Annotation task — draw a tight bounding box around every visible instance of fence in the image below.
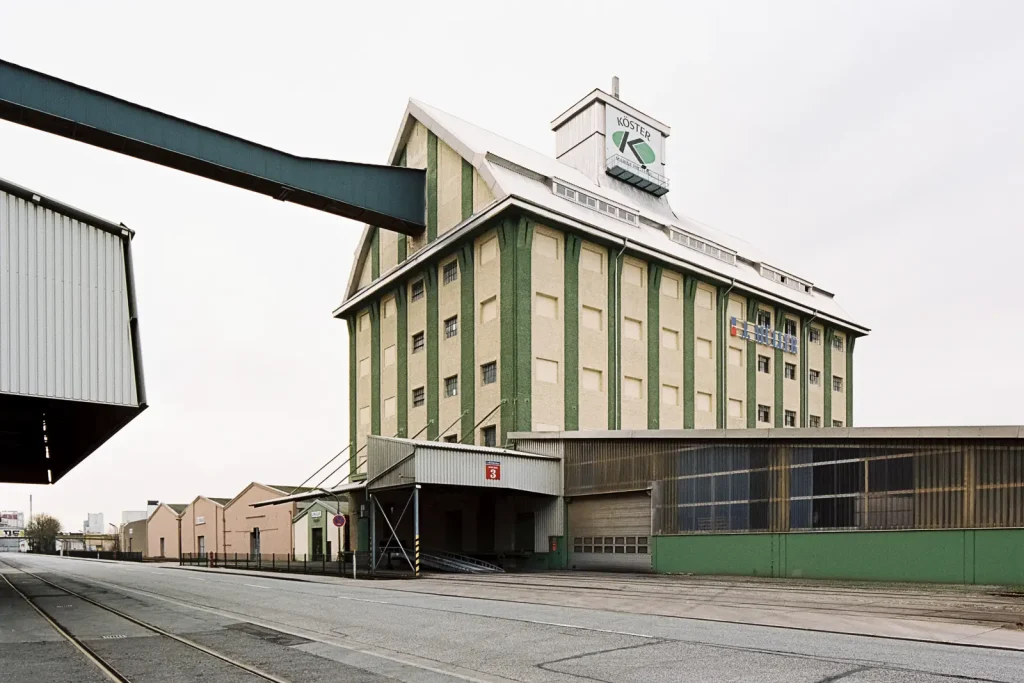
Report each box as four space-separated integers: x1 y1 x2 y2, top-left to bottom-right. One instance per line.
30 550 144 561
180 552 370 578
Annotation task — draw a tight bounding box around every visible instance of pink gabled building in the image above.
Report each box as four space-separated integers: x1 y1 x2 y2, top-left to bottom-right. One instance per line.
222 483 310 557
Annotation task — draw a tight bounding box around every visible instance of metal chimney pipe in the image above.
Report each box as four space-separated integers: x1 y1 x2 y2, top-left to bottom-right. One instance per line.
612 76 620 99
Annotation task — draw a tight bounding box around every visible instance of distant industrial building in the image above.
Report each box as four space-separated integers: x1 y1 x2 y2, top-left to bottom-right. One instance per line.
82 513 105 535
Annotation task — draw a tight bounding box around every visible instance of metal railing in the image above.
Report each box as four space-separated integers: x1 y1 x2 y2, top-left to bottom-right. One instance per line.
180 552 369 578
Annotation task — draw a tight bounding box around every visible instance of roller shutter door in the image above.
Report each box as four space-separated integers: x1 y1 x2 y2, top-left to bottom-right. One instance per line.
568 492 651 572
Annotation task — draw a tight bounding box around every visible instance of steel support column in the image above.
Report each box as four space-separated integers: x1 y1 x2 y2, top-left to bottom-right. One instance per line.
414 485 420 578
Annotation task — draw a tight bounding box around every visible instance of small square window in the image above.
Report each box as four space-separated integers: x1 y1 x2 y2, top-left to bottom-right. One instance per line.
833 419 844 428
833 375 844 392
411 279 424 302
481 361 497 385
443 434 459 443
444 316 458 339
784 363 796 380
756 310 772 328
757 404 771 423
809 327 821 344
444 375 458 398
412 331 425 353
833 335 845 352
757 355 770 374
785 410 796 427
481 425 497 447
412 386 425 408
809 369 820 385
443 260 458 285
784 319 797 337
809 415 821 428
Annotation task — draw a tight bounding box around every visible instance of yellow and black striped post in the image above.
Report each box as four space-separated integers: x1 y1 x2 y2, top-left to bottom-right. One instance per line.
413 485 420 578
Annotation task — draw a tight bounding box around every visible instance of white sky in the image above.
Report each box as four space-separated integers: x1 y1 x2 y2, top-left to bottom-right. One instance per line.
1 1 1022 532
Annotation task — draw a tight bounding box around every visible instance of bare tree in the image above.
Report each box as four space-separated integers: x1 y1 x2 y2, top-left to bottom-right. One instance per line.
24 514 62 553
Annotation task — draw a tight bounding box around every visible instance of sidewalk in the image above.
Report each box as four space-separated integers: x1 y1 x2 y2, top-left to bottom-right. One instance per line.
165 564 1024 650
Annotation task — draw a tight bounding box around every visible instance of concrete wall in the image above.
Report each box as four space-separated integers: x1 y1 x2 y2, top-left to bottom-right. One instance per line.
783 314 801 425
578 241 608 430
474 229 501 444
408 275 428 438
619 256 648 429
405 122 429 256
223 484 296 556
531 225 565 431
831 330 848 426
659 270 684 428
438 256 462 440
437 140 463 236
380 293 398 438
355 308 372 473
693 283 717 428
180 499 225 556
293 514 309 558
146 506 180 558
807 323 825 425
726 294 747 428
652 529 1024 585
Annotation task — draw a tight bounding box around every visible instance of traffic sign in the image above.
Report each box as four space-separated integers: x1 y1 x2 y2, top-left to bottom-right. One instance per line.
332 514 346 528
485 461 501 481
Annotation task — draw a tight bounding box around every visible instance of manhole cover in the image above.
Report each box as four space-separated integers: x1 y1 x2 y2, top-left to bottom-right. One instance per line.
102 635 128 640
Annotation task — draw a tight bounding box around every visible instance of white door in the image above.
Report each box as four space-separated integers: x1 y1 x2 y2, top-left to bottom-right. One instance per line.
568 492 652 572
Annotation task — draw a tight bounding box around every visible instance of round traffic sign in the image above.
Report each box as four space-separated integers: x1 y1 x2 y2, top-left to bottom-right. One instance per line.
332 514 346 528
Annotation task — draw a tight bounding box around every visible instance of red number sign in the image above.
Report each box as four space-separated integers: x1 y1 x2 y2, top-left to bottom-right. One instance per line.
485 461 501 481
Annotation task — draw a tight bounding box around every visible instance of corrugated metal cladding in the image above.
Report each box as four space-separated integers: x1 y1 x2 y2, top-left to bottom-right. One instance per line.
0 190 137 406
511 438 565 460
568 492 652 572
366 437 416 490
417 448 561 496
562 439 670 497
534 496 565 550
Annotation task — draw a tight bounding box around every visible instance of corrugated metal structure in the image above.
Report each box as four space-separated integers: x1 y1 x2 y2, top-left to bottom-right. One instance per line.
0 177 146 484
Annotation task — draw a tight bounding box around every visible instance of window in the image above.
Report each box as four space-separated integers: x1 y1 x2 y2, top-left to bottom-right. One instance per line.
662 384 679 406
833 335 845 352
809 327 821 344
757 355 770 374
412 331 425 353
784 319 797 337
669 228 737 265
443 260 458 285
358 312 369 331
359 357 370 377
581 246 603 273
384 397 396 418
623 262 643 287
728 347 743 367
481 297 497 322
480 237 497 264
696 392 712 412
535 232 558 259
536 293 558 319
757 404 771 423
411 279 424 302
444 375 458 398
582 368 603 392
624 376 643 400
412 386 425 408
697 338 713 359
160 537 166 557
784 363 796 380
481 361 497 385
662 328 679 350
624 317 643 340
833 419 844 428
582 305 603 331
696 288 713 309
785 410 796 427
359 406 370 426
536 358 558 384
661 275 679 298
833 376 844 392
444 316 458 338
756 310 772 328
443 434 459 443
728 398 743 418
572 536 648 555
384 345 396 367
383 297 396 319
809 369 820 385
481 425 497 448
809 415 821 428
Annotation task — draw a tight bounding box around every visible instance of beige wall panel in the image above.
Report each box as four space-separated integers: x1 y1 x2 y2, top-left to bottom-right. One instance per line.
475 230 501 443
405 121 429 256
146 507 180 559
223 485 296 556
473 169 496 213
808 323 825 425
438 257 462 439
659 270 684 428
783 315 801 422
619 256 647 429
693 282 717 429
380 293 399 438
355 307 372 473
181 499 225 556
832 331 848 425
755 341 774 423
726 294 747 429
380 229 398 273
407 278 428 438
531 225 565 430
357 255 371 289
578 241 608 430
437 140 463 235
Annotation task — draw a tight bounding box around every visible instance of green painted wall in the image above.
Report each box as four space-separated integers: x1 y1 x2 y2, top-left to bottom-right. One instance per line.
427 131 438 242
458 244 475 441
564 235 581 431
396 286 408 438
647 265 663 429
607 247 621 430
397 148 408 262
371 229 380 280
683 276 697 429
461 159 473 221
746 299 758 428
426 267 439 440
715 286 729 429
653 529 1024 585
800 315 810 427
498 216 533 444
847 336 855 427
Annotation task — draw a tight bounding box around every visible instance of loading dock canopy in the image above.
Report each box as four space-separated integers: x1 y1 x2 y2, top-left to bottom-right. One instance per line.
367 436 561 495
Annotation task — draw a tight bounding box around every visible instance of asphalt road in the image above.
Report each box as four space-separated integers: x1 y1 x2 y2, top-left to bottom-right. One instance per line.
2 554 1023 683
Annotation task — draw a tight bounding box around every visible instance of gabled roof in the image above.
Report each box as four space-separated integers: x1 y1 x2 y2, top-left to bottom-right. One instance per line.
147 502 187 522
209 497 231 506
341 96 868 335
223 482 303 509
292 499 344 523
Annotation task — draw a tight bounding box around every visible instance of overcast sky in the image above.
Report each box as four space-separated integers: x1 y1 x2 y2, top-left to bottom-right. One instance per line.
1 1 1021 532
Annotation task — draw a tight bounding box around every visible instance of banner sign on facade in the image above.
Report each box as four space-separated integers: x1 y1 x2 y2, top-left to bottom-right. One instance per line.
485 461 501 481
730 317 799 354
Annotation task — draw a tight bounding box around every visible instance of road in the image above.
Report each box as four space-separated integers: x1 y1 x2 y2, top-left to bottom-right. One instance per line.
2 553 1023 682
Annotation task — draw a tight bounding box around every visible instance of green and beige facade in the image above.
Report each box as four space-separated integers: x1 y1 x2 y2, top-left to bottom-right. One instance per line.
338 89 866 479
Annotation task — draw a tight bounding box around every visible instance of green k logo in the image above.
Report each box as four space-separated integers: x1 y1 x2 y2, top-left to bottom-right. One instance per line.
612 130 656 166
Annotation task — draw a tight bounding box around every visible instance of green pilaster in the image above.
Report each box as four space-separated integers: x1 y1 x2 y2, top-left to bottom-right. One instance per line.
716 287 730 429
461 159 474 221
824 327 834 427
371 229 380 280
370 302 381 437
800 316 809 427
683 276 697 429
774 309 784 428
607 247 622 430
426 267 439 439
847 336 855 427
647 264 663 429
427 131 438 242
397 148 408 262
746 299 758 428
564 235 582 431
347 317 357 473
498 216 533 444
458 244 475 442
396 286 408 438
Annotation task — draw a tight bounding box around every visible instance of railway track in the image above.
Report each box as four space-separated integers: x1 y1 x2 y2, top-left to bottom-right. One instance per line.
0 558 290 683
